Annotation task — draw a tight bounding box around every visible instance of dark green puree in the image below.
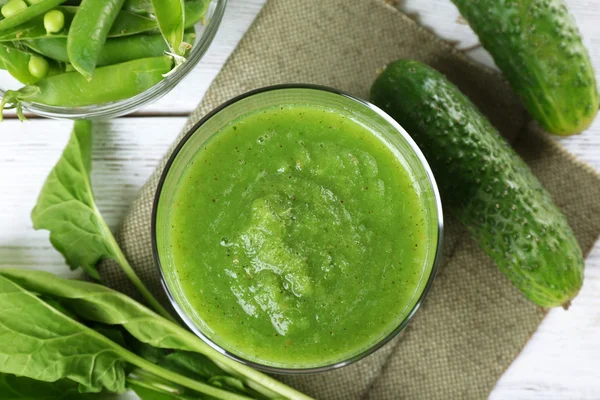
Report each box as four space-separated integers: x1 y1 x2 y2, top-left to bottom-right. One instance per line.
165 104 434 367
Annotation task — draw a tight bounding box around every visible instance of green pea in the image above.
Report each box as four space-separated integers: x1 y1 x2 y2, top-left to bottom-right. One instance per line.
26 0 43 4
43 9 64 33
1 0 28 18
0 43 38 84
28 54 49 78
0 0 65 32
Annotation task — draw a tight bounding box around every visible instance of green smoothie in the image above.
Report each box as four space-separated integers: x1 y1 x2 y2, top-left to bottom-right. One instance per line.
162 104 436 367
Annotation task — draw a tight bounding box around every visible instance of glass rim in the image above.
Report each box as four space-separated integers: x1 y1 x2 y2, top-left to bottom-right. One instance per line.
151 84 445 374
0 0 227 120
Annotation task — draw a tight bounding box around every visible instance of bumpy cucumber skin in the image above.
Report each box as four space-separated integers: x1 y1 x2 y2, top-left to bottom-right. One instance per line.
452 0 598 136
371 60 584 307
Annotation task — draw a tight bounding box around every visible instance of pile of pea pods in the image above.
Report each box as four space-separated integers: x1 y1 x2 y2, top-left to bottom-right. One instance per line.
0 0 209 118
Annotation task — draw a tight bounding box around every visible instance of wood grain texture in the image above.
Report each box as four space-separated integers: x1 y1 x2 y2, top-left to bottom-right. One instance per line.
0 0 599 398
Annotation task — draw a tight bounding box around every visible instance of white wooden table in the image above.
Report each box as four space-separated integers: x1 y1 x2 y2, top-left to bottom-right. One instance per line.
1 1 599 398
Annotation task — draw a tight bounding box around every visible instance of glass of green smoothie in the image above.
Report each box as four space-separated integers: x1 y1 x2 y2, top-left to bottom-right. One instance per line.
153 85 443 373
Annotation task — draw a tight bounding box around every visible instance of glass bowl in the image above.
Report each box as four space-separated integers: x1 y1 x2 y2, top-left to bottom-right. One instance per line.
0 0 226 120
152 85 444 373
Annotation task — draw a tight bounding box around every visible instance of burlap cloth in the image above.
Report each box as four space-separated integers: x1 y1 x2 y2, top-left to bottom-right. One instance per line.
100 0 600 399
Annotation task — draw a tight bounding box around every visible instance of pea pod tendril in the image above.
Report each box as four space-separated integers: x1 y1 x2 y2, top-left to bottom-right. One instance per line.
0 84 39 121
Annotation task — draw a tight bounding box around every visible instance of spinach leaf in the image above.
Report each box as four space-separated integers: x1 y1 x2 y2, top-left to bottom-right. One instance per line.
159 351 224 381
0 374 117 400
127 339 168 364
30 120 174 322
130 342 263 398
0 268 312 400
94 325 129 348
209 376 249 395
157 352 263 397
0 268 198 351
40 296 80 320
128 368 201 400
129 381 185 400
0 274 127 393
0 272 257 400
130 348 264 399
31 120 103 279
128 379 200 400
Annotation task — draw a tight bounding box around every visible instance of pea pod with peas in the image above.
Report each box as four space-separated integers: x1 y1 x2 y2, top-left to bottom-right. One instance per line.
0 0 67 31
0 0 210 119
0 2 207 42
0 43 61 84
26 31 196 66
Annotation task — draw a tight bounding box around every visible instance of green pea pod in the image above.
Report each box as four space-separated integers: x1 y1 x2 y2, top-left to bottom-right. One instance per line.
2 56 172 112
124 0 209 22
0 42 6 69
0 44 64 83
151 0 185 55
0 43 39 84
183 0 210 28
0 6 76 42
67 0 126 80
108 6 157 37
0 2 205 42
58 0 154 15
0 6 155 42
123 0 151 14
26 31 195 66
22 37 68 61
0 0 67 32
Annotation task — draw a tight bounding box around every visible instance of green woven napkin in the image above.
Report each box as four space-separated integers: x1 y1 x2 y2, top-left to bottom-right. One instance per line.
100 1 600 398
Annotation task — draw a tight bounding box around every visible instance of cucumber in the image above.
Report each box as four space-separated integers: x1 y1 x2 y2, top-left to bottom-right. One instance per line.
371 60 584 308
452 0 598 136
